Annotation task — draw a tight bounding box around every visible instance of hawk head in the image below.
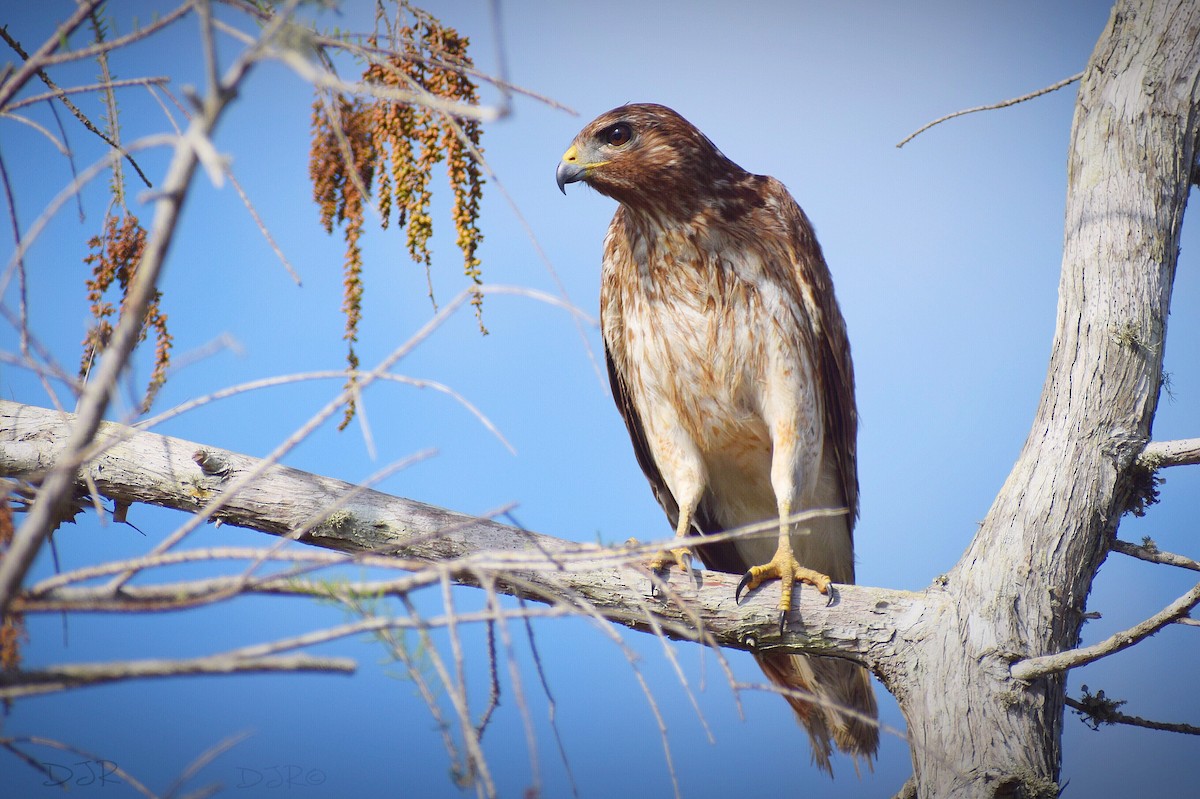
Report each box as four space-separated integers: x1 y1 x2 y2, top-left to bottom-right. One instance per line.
556 103 746 219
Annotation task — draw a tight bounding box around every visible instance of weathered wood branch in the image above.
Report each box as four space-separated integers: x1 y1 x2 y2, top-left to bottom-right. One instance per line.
1111 538 1200 571
0 398 928 669
1140 437 1200 468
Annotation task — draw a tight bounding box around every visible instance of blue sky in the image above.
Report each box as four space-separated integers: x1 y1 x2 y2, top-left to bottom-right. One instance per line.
3 1 1199 797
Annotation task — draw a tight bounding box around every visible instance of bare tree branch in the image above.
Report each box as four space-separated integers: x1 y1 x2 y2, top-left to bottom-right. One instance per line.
0 398 925 669
4 76 170 112
0 2 297 618
1010 579 1200 681
0 653 355 700
0 0 106 111
1111 538 1200 571
13 4 193 74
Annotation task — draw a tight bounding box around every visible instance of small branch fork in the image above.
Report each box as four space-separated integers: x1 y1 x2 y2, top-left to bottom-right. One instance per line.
1010 463 1200 683
1007 433 1200 680
1010 579 1200 681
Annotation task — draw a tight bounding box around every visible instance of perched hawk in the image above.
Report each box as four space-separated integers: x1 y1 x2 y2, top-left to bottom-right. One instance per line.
557 103 878 771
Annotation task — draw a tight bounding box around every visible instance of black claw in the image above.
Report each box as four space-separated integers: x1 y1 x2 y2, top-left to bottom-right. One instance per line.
778 610 787 637
735 571 754 604
826 583 837 607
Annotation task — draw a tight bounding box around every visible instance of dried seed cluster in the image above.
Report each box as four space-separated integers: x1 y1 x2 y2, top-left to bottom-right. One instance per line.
80 213 173 412
309 14 486 427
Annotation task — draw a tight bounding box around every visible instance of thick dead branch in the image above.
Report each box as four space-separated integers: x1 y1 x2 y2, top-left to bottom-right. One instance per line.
0 398 923 668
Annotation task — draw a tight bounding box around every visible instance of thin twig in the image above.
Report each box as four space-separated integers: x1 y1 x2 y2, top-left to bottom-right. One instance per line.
21 4 193 74
400 593 497 798
87 7 142 196
372 599 464 782
162 730 253 799
519 597 579 797
138 368 513 453
896 71 1084 148
0 0 105 111
0 654 355 700
0 20 152 187
5 76 170 112
484 582 542 795
0 110 69 154
43 95 85 222
222 164 302 284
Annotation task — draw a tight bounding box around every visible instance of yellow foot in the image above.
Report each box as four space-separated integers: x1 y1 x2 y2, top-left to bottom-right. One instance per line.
648 546 693 573
735 553 833 611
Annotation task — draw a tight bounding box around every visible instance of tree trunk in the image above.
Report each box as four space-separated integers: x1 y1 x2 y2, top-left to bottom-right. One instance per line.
888 2 1200 796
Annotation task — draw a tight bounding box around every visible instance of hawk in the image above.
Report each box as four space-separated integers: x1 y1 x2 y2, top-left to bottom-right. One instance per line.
557 103 878 772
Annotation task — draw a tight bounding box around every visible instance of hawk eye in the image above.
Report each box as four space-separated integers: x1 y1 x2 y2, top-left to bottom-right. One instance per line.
604 123 632 147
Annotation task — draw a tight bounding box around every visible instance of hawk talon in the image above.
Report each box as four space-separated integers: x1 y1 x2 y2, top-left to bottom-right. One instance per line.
646 547 692 598
734 553 833 613
648 546 692 573
779 610 787 638
735 570 755 604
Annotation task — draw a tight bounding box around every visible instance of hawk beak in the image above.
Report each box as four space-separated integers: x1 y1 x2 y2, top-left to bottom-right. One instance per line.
556 145 588 194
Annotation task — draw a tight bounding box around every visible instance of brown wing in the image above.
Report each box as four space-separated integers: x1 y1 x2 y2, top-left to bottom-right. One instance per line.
766 177 859 534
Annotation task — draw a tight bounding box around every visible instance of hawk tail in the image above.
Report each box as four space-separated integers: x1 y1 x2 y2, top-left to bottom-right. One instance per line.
756 652 879 775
